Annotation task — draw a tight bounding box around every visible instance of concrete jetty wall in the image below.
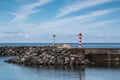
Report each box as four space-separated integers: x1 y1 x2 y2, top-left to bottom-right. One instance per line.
85 48 120 63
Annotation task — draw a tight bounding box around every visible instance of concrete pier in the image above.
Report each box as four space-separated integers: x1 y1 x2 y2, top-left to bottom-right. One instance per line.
85 48 120 63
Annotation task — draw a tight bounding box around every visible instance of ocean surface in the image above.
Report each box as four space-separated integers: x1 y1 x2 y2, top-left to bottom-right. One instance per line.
1 57 120 80
0 43 120 48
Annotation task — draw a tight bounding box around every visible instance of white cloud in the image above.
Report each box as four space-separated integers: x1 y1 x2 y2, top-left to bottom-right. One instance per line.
8 8 119 35
0 33 9 38
56 0 114 18
84 35 120 43
19 8 119 36
18 33 31 38
0 32 31 39
73 20 120 31
39 8 119 29
11 0 52 22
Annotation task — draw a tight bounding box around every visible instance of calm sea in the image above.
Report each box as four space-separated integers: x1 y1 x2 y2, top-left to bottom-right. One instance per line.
0 43 120 48
1 57 120 80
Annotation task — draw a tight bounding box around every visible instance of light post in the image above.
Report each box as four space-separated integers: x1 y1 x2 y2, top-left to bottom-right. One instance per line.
53 34 56 47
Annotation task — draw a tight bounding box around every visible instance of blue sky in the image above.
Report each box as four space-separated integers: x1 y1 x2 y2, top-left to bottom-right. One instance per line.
0 0 120 43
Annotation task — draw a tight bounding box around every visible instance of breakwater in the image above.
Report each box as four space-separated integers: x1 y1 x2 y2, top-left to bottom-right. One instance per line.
0 46 120 65
0 46 88 66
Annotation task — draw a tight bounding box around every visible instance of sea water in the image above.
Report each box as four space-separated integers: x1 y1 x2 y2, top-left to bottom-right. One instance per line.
1 57 120 80
0 57 84 80
0 43 120 48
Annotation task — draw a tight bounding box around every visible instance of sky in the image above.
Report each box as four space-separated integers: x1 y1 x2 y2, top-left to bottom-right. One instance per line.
0 0 120 43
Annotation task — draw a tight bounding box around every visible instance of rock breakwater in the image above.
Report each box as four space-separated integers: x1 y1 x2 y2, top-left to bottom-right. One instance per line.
4 47 88 66
0 46 29 56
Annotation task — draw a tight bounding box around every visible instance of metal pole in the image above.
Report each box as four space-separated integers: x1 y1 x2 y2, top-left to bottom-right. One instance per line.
53 35 56 47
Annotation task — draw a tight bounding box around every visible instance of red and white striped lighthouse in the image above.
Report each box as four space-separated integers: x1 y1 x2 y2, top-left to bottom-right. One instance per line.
78 33 82 48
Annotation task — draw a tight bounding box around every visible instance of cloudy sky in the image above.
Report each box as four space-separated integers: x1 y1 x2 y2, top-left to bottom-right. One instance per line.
0 0 120 43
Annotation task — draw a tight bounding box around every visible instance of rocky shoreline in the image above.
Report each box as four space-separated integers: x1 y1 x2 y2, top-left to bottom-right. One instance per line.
5 47 89 66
